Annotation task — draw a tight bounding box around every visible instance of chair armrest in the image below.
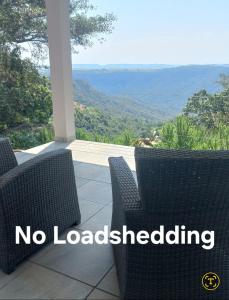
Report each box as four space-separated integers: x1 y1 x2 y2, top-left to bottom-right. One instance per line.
108 157 143 233
0 149 72 188
108 157 141 211
0 138 17 176
0 149 80 266
109 157 145 297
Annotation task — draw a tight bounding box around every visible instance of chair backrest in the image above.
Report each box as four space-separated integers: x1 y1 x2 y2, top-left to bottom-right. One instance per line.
135 147 229 217
0 138 18 177
134 147 229 299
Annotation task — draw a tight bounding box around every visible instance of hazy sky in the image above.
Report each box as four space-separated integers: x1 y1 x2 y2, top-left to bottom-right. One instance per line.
73 0 229 65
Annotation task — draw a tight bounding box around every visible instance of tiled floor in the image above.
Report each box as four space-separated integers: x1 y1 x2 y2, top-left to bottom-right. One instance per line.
0 140 136 300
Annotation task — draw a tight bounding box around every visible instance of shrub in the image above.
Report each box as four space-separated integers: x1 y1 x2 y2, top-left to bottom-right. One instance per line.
157 115 229 150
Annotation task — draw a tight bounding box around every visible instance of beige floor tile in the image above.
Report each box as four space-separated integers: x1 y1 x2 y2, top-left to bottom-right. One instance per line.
87 289 118 300
78 181 112 205
0 262 91 300
98 267 120 296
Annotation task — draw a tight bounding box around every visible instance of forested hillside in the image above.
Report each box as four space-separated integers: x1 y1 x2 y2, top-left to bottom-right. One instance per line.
2 58 229 149
73 65 229 117
1 1 229 150
74 102 154 140
73 79 168 122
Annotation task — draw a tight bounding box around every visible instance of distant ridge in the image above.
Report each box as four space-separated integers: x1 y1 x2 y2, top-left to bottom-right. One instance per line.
41 64 229 122
72 65 229 117
72 64 229 71
72 64 178 70
74 79 169 123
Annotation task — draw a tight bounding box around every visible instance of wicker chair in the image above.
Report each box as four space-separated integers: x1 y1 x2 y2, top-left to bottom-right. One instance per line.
0 138 81 274
109 147 229 300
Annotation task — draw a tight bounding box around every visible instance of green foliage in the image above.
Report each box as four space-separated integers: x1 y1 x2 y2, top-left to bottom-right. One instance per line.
0 0 116 56
74 102 153 138
76 128 110 143
2 125 54 149
183 81 229 128
115 130 137 146
218 74 229 90
157 75 229 150
73 79 162 126
0 47 52 131
0 47 53 149
75 127 136 146
157 115 229 150
75 104 112 136
159 116 194 149
73 66 229 120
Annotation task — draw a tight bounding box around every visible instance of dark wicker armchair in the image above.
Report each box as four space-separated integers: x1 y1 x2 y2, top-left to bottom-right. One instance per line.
109 147 229 300
0 138 81 274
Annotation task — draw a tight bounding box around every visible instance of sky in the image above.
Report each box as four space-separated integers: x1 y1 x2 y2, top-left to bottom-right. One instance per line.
73 0 229 65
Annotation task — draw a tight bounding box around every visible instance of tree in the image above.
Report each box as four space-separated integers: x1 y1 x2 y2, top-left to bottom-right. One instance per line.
156 115 229 150
0 0 116 56
155 75 229 150
183 86 229 128
218 74 229 90
0 47 52 131
0 0 116 148
158 115 196 149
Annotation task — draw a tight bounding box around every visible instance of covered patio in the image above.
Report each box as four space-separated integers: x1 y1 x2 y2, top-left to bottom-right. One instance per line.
0 140 136 299
0 1 132 298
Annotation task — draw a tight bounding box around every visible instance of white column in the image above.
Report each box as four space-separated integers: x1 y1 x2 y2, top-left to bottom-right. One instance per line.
45 0 75 142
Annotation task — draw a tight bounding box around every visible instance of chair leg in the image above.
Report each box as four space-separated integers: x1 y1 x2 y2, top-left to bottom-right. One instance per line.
2 265 16 275
72 219 81 226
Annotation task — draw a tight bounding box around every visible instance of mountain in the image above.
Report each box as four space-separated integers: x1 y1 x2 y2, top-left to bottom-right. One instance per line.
73 80 168 123
42 64 229 122
72 64 177 70
72 65 229 117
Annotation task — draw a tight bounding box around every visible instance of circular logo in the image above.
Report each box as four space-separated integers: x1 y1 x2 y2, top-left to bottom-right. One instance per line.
202 272 220 291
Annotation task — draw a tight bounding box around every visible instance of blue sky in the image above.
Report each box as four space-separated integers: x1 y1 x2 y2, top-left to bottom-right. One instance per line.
74 0 229 65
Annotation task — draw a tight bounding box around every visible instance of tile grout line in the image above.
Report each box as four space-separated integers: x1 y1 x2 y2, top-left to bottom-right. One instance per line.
29 261 95 289
95 286 119 298
94 264 114 289
28 227 115 293
85 264 117 300
0 266 27 291
79 196 111 206
76 175 111 185
86 286 118 300
30 261 118 299
76 203 109 228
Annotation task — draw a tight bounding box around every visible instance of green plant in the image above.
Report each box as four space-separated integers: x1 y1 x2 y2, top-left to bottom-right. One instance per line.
115 130 136 146
157 116 229 150
2 125 54 149
0 48 52 131
0 0 116 57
